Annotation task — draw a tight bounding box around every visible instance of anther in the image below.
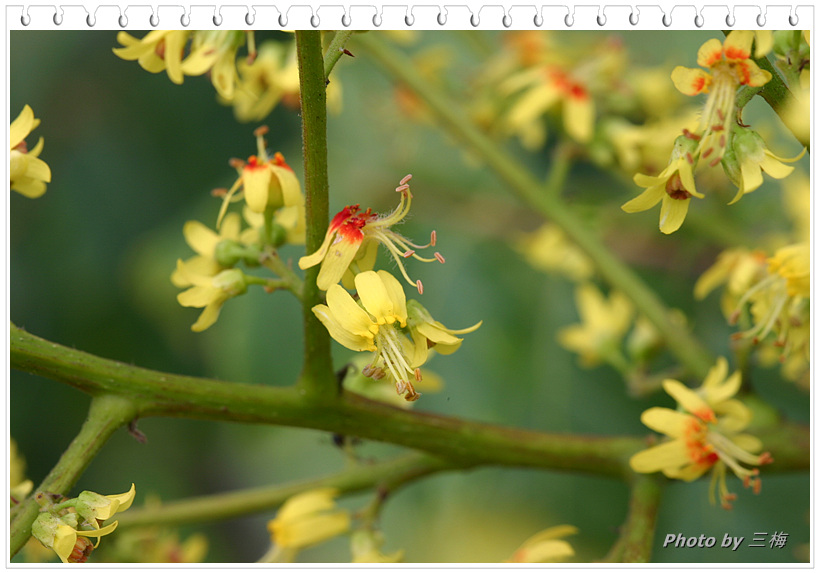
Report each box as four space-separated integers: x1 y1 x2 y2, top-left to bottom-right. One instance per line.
254 125 269 137
414 368 422 382
759 452 773 465
395 380 407 394
719 134 726 148
229 157 245 169
702 147 713 159
434 252 445 264
211 187 228 197
403 250 415 258
430 230 437 246
709 156 722 167
717 108 725 121
396 184 410 193
683 129 701 141
416 280 424 295
400 174 413 185
686 152 694 164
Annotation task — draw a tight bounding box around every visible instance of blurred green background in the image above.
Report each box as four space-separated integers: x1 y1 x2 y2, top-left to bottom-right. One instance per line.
10 30 809 563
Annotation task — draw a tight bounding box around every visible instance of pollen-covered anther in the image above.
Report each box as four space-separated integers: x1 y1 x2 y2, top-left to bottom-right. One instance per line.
395 380 407 395
403 250 415 258
400 174 413 186
758 452 773 465
434 252 445 264
229 157 245 169
211 187 228 197
682 129 701 141
395 184 410 194
414 368 422 382
254 125 270 137
430 230 437 247
416 280 424 295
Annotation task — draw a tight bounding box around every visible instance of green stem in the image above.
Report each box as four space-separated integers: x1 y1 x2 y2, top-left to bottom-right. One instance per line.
354 33 715 380
295 31 336 399
258 248 304 299
324 31 356 79
116 451 450 530
10 394 138 557
608 474 662 563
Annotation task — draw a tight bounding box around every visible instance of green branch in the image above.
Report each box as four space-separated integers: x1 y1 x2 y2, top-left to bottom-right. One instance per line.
295 30 336 399
10 394 138 557
11 324 808 479
324 31 356 79
354 33 716 380
603 474 662 562
116 452 451 530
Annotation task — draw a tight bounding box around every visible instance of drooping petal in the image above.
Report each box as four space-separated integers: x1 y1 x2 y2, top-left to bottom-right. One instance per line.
315 234 362 291
640 407 694 438
178 285 218 308
325 284 378 338
191 300 225 332
298 228 337 270
242 164 273 213
313 304 375 352
104 483 136 515
271 162 303 208
658 195 689 234
563 93 594 143
183 220 221 257
621 185 665 213
276 488 339 523
760 152 797 179
671 66 712 95
163 31 189 84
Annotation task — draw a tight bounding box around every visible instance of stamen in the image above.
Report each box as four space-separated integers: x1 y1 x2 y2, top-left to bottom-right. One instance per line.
416 280 424 295
395 380 407 394
403 250 415 258
229 157 245 169
686 152 694 165
414 368 422 382
434 252 446 264
709 156 722 167
400 174 413 185
395 184 410 194
254 125 270 137
430 230 437 247
211 187 228 197
702 147 713 159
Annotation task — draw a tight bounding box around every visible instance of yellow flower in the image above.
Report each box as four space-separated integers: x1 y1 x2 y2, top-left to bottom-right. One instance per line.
182 31 249 100
10 439 33 506
10 105 51 198
266 488 351 562
299 174 442 293
230 41 300 121
514 223 594 282
499 64 595 146
630 360 771 508
176 268 248 332
31 484 136 563
621 133 703 234
171 212 244 289
671 31 772 166
405 299 482 367
725 127 805 204
506 525 577 563
694 247 768 318
217 127 303 226
557 283 634 367
312 270 422 401
113 31 194 84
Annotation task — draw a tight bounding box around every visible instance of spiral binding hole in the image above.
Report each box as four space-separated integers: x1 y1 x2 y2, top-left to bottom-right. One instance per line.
629 12 638 25
342 13 351 26
470 13 479 27
597 14 606 26
725 14 735 27
310 14 319 27
756 13 765 27
534 13 543 26
662 12 672 27
694 13 704 27
86 13 95 26
502 13 511 28
21 12 30 25
789 13 798 26
437 12 446 25
180 13 190 26
405 14 414 26
279 14 288 27
372 13 382 26
213 14 222 26
564 14 574 26
119 14 128 27
53 12 63 25
245 12 254 26
149 13 159 26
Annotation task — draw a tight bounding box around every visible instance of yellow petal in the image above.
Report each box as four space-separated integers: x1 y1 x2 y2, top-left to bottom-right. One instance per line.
298 228 336 270
671 66 711 96
505 83 561 133
659 195 689 234
242 165 272 213
22 155 51 182
315 235 362 291
663 461 711 482
178 285 217 308
11 177 48 199
312 304 374 352
183 220 221 257
754 30 774 58
271 163 303 208
191 300 224 332
722 31 754 61
629 439 689 473
53 525 78 563
621 185 664 213
325 284 377 338
640 407 695 438
179 44 219 76
10 104 35 148
273 511 351 549
563 94 594 143
105 483 136 515
163 31 188 84
697 38 725 68
662 379 714 422
377 270 407 324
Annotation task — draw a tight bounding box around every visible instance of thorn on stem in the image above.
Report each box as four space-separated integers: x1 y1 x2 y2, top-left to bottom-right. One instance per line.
128 419 148 444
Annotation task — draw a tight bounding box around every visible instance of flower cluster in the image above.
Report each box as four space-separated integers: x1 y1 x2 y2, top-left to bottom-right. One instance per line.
630 358 771 509
622 31 805 233
10 105 51 198
304 175 481 402
31 484 136 563
172 127 305 331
